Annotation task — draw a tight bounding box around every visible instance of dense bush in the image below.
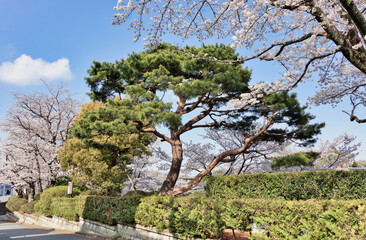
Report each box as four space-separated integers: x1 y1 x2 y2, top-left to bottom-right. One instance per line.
224 199 366 239
79 190 101 196
34 186 81 216
50 196 87 221
50 190 153 224
204 170 366 200
135 194 224 238
82 194 147 225
5 196 28 212
20 200 38 214
135 195 366 239
123 190 152 197
47 187 366 239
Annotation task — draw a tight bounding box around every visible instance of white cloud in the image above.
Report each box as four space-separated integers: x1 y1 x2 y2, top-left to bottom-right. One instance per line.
0 54 72 86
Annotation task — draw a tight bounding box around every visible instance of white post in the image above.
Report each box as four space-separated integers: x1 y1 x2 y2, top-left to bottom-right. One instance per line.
67 182 73 197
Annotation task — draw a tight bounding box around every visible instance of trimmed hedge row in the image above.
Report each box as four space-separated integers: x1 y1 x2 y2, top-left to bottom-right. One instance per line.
50 196 87 221
34 186 81 217
135 192 223 239
50 192 366 239
135 195 366 239
82 195 143 225
50 192 152 225
204 170 366 200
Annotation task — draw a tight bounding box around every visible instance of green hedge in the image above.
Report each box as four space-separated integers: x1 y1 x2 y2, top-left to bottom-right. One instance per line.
135 195 366 239
20 200 38 214
135 193 223 238
5 196 28 212
48 190 366 239
34 186 81 216
50 196 87 221
81 195 146 225
50 192 152 225
204 170 366 200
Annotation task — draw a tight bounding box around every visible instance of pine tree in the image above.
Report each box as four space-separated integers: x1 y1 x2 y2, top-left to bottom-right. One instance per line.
84 43 324 195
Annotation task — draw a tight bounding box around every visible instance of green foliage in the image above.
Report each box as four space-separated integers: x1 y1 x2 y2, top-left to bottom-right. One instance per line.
134 196 174 231
271 151 320 169
204 170 366 200
59 101 155 195
83 43 324 195
134 195 366 239
50 196 87 221
20 200 38 214
86 43 250 104
85 43 251 137
135 195 224 238
5 196 28 212
123 190 152 197
223 199 366 240
47 188 366 239
82 194 152 225
34 186 81 217
239 92 325 147
54 176 88 191
80 190 101 196
55 176 72 186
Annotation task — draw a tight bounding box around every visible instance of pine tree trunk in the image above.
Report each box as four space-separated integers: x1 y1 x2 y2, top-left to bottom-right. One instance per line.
160 139 183 195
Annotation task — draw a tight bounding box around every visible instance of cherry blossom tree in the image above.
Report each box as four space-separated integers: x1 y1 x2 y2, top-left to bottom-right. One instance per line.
0 83 79 201
269 133 361 172
315 133 361 169
0 130 48 201
113 0 366 122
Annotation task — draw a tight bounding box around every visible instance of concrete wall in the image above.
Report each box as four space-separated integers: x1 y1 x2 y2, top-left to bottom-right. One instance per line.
3 212 188 240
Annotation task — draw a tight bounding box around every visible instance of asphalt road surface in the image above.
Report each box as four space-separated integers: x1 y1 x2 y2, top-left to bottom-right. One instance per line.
0 221 106 240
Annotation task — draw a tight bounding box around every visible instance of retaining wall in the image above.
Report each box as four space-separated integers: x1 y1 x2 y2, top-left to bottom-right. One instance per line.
3 212 183 240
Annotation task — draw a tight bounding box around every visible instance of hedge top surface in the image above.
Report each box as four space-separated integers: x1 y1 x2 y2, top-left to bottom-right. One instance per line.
204 170 366 200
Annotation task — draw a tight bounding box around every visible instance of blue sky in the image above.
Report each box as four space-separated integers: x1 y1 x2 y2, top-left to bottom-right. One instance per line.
0 0 364 160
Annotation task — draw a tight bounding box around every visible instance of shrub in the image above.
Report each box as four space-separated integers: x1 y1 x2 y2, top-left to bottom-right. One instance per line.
123 190 152 197
49 191 152 223
246 199 366 239
204 170 366 200
34 194 41 201
35 186 81 216
80 190 101 196
82 195 146 225
5 196 28 212
134 195 366 239
135 196 175 231
47 189 366 239
20 200 38 214
51 196 87 221
135 195 224 238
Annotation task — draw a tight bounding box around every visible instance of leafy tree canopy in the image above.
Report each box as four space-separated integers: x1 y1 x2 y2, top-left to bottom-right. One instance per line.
271 151 320 170
59 101 155 195
86 43 251 130
232 92 325 147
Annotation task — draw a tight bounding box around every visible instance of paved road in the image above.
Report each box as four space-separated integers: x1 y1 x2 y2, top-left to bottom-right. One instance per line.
0 221 106 240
